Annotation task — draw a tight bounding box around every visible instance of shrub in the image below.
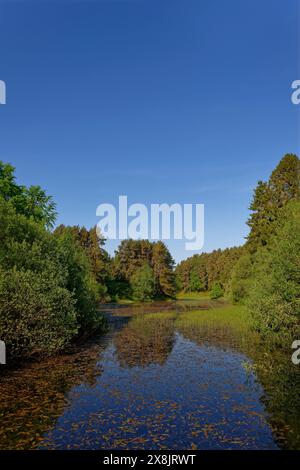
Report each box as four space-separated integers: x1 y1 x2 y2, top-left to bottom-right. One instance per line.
0 197 105 360
210 282 224 300
0 268 77 359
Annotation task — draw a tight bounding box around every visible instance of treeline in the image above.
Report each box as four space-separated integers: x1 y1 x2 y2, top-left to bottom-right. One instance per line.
176 153 300 346
175 246 244 298
0 162 106 361
110 239 176 301
51 232 177 302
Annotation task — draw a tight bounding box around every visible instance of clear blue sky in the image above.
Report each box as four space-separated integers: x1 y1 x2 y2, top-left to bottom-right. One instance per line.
0 0 299 262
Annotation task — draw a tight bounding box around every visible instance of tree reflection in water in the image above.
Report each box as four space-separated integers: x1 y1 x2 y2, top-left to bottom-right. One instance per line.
114 313 175 368
0 304 299 450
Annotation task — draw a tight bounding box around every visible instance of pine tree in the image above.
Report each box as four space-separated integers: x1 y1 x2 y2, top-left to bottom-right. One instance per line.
152 241 176 298
246 154 300 251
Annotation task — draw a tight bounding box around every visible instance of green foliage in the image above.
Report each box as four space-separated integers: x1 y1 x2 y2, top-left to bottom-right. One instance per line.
189 269 204 292
247 154 300 251
130 263 155 301
152 241 176 298
54 229 105 334
230 253 253 303
54 225 111 301
210 282 224 300
176 154 299 346
107 278 132 301
0 198 76 358
247 201 300 346
243 154 300 345
0 196 105 360
0 161 57 227
1 153 299 360
175 246 243 294
0 267 78 359
0 197 67 286
113 239 176 300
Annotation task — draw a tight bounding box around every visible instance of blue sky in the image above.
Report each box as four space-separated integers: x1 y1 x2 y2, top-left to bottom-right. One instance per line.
0 0 299 262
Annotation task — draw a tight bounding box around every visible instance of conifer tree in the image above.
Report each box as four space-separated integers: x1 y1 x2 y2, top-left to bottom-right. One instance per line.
246 154 300 251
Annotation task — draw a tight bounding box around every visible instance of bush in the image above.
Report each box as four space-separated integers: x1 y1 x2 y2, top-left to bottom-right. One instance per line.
0 197 106 360
0 268 77 359
210 282 224 300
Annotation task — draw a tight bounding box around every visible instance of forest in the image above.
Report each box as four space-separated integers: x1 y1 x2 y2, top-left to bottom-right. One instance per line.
0 153 299 361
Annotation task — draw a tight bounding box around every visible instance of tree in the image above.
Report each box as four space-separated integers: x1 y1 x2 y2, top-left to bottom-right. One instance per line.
269 154 300 206
0 161 57 227
152 241 176 298
0 195 105 360
0 198 77 359
246 154 300 251
54 225 111 299
130 263 155 301
113 239 176 299
54 229 104 333
175 246 243 294
0 267 78 359
247 201 300 345
189 269 204 292
114 239 152 280
210 282 224 300
230 253 253 303
175 259 192 292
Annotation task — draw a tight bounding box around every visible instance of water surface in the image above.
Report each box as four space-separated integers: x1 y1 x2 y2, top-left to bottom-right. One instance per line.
0 302 299 450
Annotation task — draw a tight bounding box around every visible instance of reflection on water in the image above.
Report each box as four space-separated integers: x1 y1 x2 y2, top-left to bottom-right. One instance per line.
114 313 176 368
39 334 277 450
0 302 299 450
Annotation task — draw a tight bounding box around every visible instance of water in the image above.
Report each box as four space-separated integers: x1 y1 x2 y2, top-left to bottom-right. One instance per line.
0 302 299 450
